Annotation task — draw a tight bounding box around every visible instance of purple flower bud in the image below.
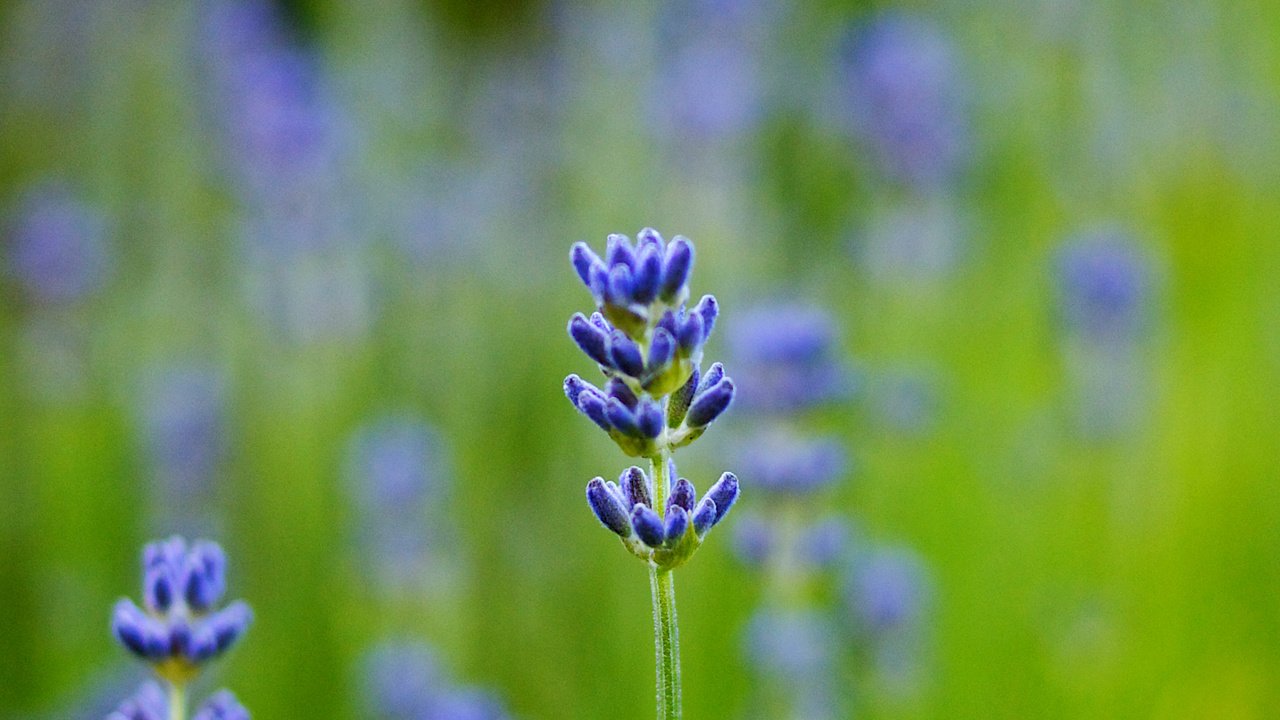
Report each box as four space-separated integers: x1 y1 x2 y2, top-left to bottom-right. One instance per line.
659 236 694 302
605 377 639 409
568 313 612 367
606 264 634 306
112 600 157 659
699 362 725 392
570 242 604 289
664 505 689 545
188 625 219 662
169 619 193 658
676 312 705 354
704 472 739 523
656 310 679 338
693 294 719 341
587 478 632 536
605 233 636 270
637 401 664 438
668 478 696 513
608 331 645 378
632 245 663 304
143 567 175 613
588 263 610 299
589 311 611 333
209 601 253 653
605 397 641 436
668 367 699 428
637 227 665 250
576 390 611 431
563 374 587 405
691 496 718 536
631 505 666 547
184 542 227 611
621 466 651 508
648 328 676 372
687 378 735 427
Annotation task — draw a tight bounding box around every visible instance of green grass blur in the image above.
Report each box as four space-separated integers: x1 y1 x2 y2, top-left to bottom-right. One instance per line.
2 0 1280 718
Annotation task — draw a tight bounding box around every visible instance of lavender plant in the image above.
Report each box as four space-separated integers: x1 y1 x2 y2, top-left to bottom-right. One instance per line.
1053 230 1153 438
110 537 253 720
727 303 852 719
564 229 739 719
360 641 512 720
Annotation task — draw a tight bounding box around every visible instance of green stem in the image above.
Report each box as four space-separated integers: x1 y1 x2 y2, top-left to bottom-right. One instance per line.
168 681 186 720
649 452 682 720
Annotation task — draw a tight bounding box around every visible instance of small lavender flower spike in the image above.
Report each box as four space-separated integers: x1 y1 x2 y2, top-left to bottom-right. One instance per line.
1055 231 1151 342
566 230 740 571
193 690 250 720
111 536 252 685
107 682 167 720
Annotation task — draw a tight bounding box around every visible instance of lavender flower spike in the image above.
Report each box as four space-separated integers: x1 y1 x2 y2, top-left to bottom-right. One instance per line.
562 229 742 719
111 536 253 717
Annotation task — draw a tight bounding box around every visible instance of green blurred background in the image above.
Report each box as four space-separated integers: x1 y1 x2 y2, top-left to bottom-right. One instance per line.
2 0 1279 718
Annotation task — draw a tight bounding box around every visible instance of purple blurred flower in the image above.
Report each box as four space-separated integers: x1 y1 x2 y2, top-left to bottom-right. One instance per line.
846 546 930 634
840 13 971 189
138 363 227 513
737 430 848 495
199 0 374 343
728 303 854 413
360 640 513 720
6 185 110 305
346 414 451 589
106 681 166 720
744 609 838 680
361 642 443 719
1056 230 1151 341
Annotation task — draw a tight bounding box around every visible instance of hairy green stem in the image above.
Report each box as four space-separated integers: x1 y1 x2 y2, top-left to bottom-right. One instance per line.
168 681 186 720
649 450 682 720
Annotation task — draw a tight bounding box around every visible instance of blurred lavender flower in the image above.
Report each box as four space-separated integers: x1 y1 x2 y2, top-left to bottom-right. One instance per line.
846 546 930 635
650 0 778 142
199 0 374 343
840 12 971 190
361 642 442 719
727 303 853 413
1054 230 1154 438
106 682 166 720
137 363 227 528
745 609 838 680
1055 231 1151 341
111 537 252 683
5 184 110 306
346 414 451 591
738 430 847 495
360 640 512 720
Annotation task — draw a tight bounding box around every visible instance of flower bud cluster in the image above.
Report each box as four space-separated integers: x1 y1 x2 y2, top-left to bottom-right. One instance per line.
111 536 253 684
564 229 739 569
587 466 738 570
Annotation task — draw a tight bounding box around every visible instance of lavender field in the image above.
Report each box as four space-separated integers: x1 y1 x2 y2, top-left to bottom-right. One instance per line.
2 1 1278 718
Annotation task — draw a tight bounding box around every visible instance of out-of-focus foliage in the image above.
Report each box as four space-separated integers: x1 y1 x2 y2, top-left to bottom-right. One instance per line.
2 0 1279 718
